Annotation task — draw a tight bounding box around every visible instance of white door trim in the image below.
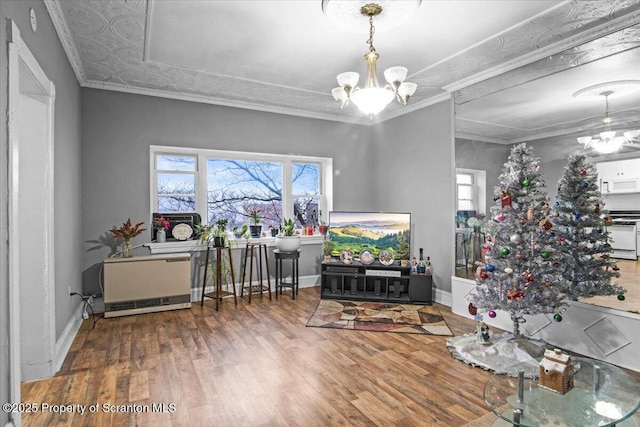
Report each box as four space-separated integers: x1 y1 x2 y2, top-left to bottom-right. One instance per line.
7 19 56 425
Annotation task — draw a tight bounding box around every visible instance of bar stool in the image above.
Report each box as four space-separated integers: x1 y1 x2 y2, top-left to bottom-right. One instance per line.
200 244 237 311
240 242 272 303
274 249 300 300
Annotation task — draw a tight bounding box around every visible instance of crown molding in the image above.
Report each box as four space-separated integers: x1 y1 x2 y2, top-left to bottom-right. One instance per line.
444 4 640 93
82 80 372 126
43 0 86 85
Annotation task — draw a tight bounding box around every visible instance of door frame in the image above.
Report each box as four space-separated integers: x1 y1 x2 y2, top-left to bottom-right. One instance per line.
7 19 56 425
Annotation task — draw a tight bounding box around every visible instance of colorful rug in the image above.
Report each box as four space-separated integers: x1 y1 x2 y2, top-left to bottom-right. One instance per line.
306 299 453 336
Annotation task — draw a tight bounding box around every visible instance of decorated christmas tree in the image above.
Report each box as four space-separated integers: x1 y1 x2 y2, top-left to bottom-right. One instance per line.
553 154 625 300
469 143 565 337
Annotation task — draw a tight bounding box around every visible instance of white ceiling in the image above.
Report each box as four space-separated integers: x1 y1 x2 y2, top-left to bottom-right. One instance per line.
45 0 640 141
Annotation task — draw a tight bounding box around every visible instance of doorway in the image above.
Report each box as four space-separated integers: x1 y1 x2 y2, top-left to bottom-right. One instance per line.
6 19 56 425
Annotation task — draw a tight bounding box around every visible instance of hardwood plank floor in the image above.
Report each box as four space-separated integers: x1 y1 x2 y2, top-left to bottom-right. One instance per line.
21 288 640 426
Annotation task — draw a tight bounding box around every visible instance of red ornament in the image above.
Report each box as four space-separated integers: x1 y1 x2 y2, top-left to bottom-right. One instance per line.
468 303 478 316
507 289 525 300
501 190 512 208
595 203 600 214
579 168 587 176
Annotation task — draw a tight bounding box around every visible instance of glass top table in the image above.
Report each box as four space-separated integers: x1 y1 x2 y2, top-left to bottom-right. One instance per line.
484 357 640 426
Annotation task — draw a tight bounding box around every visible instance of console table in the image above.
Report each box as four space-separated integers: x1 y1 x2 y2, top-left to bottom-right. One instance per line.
484 357 640 426
320 261 432 304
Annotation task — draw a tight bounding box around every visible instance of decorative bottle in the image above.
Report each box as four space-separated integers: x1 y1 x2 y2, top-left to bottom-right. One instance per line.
425 256 432 274
417 248 426 274
156 228 166 243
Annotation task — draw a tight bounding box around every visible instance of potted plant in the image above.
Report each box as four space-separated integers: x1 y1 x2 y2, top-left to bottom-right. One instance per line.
152 216 170 243
396 234 410 267
322 238 334 263
109 218 145 258
213 218 228 247
195 223 214 243
232 226 242 239
269 224 279 237
249 209 262 238
275 218 301 251
318 210 329 236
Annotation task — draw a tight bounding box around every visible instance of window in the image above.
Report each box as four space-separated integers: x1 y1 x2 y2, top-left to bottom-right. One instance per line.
151 146 333 230
456 172 475 211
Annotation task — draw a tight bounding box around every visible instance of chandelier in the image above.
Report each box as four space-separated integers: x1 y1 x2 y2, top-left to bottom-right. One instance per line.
574 82 640 154
330 3 417 116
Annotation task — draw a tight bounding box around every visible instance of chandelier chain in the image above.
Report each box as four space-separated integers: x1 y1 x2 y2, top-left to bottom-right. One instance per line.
366 15 376 52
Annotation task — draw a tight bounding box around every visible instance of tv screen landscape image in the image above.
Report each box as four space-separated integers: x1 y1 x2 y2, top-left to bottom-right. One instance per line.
328 211 411 258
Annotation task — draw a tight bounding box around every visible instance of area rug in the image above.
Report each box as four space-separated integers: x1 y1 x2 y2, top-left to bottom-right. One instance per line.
306 299 453 336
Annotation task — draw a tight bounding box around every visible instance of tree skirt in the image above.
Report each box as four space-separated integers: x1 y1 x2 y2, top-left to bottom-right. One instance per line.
306 299 453 336
446 332 549 377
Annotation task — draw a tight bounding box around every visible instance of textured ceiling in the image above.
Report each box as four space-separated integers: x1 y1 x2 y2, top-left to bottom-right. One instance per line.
45 0 640 142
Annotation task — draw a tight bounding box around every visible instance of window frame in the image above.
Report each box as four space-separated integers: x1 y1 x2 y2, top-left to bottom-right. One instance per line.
150 145 333 228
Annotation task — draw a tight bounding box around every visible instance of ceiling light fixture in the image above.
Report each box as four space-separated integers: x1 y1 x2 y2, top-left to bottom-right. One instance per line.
329 3 417 117
574 81 640 154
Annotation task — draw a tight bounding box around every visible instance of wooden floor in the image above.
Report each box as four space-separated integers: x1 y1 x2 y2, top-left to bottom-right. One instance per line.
21 288 640 426
21 289 497 426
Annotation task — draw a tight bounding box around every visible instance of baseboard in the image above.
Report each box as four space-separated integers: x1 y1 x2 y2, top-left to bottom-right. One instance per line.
190 274 321 301
53 300 84 374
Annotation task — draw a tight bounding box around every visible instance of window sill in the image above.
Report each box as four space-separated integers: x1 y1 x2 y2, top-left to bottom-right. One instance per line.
145 235 325 255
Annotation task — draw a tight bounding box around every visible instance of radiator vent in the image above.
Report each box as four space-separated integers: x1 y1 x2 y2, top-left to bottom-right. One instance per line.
105 294 190 313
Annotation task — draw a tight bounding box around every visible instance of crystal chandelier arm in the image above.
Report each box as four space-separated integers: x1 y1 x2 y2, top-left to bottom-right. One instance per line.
337 72 359 96
332 87 349 109
397 82 417 105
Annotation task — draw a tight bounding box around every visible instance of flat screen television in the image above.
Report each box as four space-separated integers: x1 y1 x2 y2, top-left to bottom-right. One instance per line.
327 211 411 258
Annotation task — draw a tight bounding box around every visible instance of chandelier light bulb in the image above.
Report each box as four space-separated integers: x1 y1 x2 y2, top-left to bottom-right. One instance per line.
332 87 349 109
336 72 359 96
397 82 417 105
351 87 395 116
384 66 408 90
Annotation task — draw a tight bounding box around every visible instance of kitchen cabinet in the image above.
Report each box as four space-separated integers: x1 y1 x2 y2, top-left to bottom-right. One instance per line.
596 158 640 193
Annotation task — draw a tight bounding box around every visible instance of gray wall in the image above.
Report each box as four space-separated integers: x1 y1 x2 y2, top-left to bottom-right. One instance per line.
81 89 373 294
0 0 83 416
371 100 456 293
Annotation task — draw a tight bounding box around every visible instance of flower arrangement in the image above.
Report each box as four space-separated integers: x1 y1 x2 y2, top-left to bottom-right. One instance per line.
153 216 170 231
109 218 145 241
467 213 486 230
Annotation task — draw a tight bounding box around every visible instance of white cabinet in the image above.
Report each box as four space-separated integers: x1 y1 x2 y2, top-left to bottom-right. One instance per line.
596 159 640 193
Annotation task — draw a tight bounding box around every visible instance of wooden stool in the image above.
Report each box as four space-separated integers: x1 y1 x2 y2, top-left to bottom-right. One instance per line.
200 245 237 311
274 249 300 300
240 242 272 303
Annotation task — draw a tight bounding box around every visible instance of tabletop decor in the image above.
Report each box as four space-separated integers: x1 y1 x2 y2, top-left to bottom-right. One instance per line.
153 216 170 243
109 218 145 258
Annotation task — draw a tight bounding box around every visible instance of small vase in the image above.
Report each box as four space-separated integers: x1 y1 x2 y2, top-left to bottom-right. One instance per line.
122 240 133 258
156 228 166 243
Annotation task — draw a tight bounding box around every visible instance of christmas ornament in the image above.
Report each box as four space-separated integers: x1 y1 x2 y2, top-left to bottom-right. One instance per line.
617 294 626 301
501 247 510 256
559 237 565 243
468 303 478 315
583 182 589 188
594 203 600 213
507 289 524 300
522 178 531 187
553 314 562 322
501 190 512 208
579 168 587 176
497 213 506 221
516 252 523 259
573 213 580 220
539 219 553 230
485 265 495 272
541 250 550 259
520 218 526 225
510 234 521 244
474 313 483 322
504 267 513 274
527 208 534 221
488 310 496 318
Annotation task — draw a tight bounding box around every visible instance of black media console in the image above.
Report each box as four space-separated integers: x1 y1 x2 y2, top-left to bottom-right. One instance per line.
321 261 432 304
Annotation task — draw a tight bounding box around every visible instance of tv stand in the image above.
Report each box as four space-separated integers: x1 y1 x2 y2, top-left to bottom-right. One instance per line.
321 261 431 304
